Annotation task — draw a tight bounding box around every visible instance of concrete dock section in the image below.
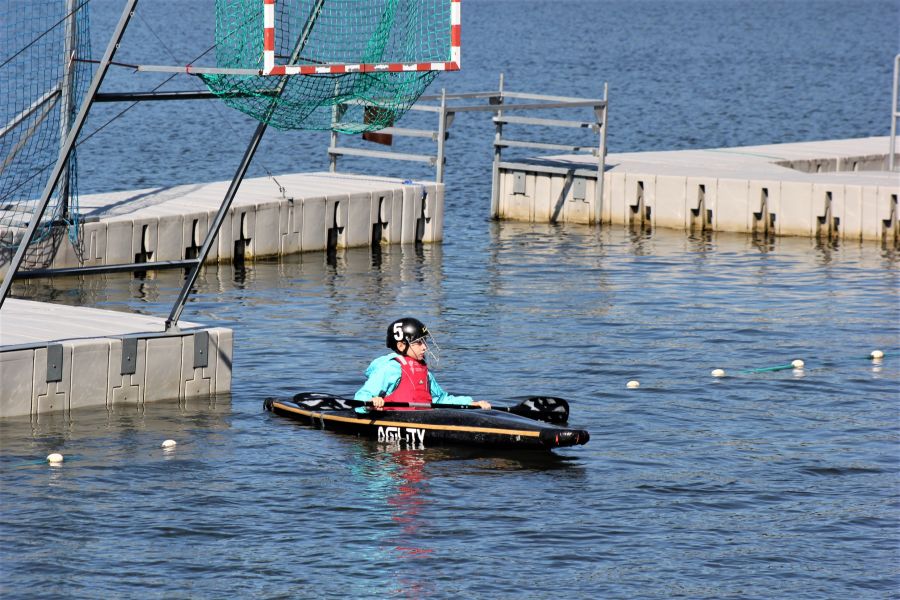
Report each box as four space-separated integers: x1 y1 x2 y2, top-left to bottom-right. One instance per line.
0 299 232 419
0 172 443 280
0 171 442 418
496 137 898 242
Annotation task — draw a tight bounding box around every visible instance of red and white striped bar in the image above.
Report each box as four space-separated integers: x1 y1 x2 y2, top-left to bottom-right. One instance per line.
451 0 460 66
263 0 276 74
262 0 460 76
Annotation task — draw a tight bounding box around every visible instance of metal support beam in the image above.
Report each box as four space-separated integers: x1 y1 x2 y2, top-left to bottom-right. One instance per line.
0 93 60 174
12 259 199 279
164 119 268 329
0 0 140 310
436 89 448 183
494 139 600 153
0 87 61 141
328 146 437 165
95 90 218 102
490 73 505 219
58 0 79 219
94 90 273 102
439 99 606 113
596 82 609 226
165 0 324 329
494 115 598 129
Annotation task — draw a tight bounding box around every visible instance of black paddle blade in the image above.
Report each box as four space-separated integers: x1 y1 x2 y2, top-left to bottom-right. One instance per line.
291 392 351 411
509 396 570 424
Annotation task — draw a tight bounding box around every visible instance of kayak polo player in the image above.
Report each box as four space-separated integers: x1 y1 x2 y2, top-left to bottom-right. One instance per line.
354 318 492 412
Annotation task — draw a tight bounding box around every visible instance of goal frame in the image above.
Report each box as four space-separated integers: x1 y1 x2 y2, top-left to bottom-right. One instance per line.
262 0 460 76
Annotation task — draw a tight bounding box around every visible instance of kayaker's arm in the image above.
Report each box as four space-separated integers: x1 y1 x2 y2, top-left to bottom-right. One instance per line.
354 356 403 412
428 373 490 409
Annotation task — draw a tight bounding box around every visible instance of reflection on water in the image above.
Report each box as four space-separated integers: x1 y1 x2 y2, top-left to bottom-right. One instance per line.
335 437 589 597
1 396 233 452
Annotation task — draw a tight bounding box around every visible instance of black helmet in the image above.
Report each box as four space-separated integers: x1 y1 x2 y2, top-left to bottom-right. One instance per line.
386 317 430 352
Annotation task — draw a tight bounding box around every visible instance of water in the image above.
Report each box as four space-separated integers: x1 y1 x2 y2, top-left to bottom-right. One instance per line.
3 228 898 598
3 1 900 598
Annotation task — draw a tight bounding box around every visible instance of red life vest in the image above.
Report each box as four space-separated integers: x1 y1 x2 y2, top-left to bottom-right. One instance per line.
383 356 432 410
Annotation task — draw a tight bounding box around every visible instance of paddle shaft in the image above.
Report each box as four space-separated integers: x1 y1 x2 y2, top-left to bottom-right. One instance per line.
291 393 570 424
356 400 485 410
353 398 569 424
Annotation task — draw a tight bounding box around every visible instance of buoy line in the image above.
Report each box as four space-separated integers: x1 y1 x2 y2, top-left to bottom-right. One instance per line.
27 350 892 465
628 348 894 388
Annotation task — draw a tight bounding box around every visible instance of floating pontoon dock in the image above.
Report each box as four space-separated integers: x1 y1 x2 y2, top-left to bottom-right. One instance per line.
0 173 441 419
494 136 898 242
0 173 442 279
0 299 231 419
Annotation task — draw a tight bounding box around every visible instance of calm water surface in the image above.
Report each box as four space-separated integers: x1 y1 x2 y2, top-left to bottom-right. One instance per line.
3 228 898 598
2 0 900 598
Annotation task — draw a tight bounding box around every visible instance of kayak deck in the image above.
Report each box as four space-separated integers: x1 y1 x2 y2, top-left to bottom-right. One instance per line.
265 397 590 450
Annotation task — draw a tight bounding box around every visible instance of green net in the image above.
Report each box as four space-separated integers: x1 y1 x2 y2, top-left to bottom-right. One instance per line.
0 0 92 270
199 0 451 131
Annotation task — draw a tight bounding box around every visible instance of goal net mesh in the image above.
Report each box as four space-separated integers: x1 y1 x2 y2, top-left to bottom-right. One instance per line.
199 0 450 131
0 1 92 268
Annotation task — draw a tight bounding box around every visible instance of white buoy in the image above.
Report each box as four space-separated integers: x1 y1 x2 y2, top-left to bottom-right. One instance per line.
47 453 64 464
711 369 726 378
626 380 640 389
161 439 177 449
871 350 884 359
791 359 805 369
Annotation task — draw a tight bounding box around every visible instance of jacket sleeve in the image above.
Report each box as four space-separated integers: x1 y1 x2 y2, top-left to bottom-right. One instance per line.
354 358 402 412
428 372 473 406
353 360 400 400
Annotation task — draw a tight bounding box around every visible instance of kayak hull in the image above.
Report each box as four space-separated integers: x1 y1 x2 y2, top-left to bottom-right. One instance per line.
265 398 590 450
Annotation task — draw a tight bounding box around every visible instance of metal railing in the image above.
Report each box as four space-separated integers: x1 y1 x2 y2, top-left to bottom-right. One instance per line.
488 76 608 222
327 75 609 222
327 89 500 182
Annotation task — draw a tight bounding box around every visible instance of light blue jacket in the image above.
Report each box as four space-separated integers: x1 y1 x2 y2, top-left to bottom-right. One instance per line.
354 353 473 411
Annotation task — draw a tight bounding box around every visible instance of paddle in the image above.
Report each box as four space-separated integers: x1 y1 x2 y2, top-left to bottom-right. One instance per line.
290 392 570 424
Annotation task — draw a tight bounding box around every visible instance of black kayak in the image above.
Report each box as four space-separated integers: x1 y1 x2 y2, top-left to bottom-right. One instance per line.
264 393 590 450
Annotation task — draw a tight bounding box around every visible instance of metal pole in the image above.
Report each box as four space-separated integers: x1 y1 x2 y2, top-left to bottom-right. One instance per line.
329 128 338 172
13 258 199 279
164 119 268 328
166 3 323 328
890 54 899 172
329 79 341 173
0 0 140 309
489 72 504 219
0 94 60 174
0 87 61 141
595 82 608 226
58 0 79 219
94 90 239 102
435 89 447 183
